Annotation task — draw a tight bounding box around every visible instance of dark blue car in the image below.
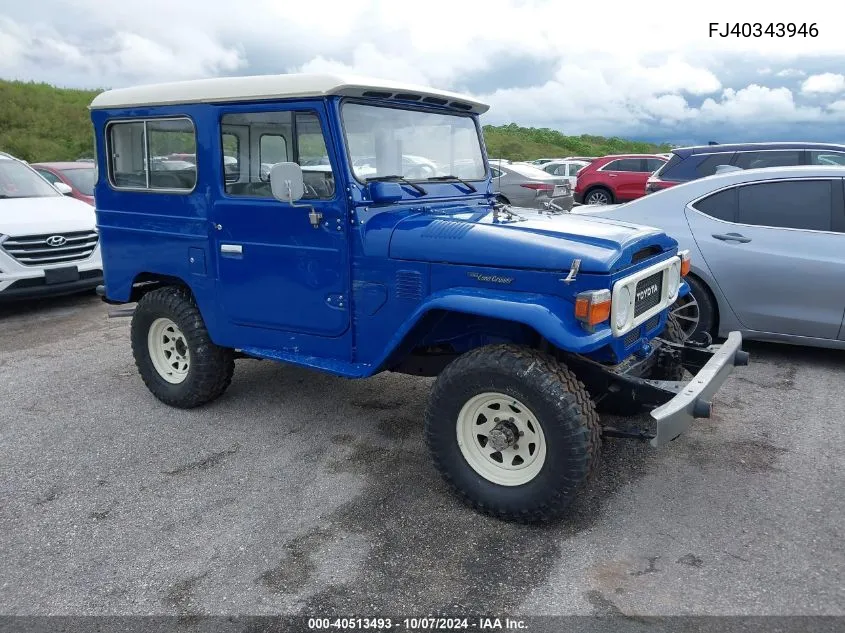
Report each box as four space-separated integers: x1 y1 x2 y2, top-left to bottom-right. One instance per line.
89 74 747 522
647 142 845 194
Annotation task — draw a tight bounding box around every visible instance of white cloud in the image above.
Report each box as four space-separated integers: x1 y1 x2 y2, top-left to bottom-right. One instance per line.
1 0 845 140
801 73 845 94
776 69 806 78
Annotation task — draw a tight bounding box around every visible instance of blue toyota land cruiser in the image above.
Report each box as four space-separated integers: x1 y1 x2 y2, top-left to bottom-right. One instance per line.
89 74 747 522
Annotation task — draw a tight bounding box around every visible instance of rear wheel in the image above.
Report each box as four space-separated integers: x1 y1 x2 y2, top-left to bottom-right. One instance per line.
425 344 601 522
584 187 613 205
131 287 234 408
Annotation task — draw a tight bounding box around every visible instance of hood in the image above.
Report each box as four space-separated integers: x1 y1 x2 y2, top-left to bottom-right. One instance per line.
0 196 97 237
388 206 676 274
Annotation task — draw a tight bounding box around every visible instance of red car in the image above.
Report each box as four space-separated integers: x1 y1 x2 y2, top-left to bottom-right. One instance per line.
573 154 667 205
30 161 96 205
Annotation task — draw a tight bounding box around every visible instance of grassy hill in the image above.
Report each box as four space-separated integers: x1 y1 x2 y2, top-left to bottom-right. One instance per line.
0 79 669 163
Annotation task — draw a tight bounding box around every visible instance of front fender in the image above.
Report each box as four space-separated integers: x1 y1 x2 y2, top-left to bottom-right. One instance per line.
374 287 614 371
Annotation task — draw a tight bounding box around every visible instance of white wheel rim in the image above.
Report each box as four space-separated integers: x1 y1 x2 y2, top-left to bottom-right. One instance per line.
456 392 547 486
147 318 190 384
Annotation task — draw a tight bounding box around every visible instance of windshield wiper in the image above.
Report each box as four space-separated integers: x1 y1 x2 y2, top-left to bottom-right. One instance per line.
425 175 477 192
365 175 427 195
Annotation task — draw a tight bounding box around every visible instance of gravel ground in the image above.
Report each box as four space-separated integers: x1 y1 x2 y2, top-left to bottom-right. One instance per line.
0 293 843 617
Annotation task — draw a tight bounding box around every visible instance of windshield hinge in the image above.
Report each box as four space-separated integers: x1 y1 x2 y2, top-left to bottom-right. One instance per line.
560 259 581 284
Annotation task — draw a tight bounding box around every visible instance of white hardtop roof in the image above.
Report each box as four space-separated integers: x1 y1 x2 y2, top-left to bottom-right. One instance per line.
89 73 489 114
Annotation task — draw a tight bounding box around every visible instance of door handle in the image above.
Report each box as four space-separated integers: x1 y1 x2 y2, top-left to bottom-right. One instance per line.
220 244 243 254
712 233 751 243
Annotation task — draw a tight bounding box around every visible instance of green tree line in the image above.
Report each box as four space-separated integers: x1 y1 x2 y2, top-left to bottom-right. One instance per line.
0 79 670 163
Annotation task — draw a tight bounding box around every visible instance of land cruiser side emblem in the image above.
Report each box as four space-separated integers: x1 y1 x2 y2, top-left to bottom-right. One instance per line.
467 272 514 285
636 284 660 301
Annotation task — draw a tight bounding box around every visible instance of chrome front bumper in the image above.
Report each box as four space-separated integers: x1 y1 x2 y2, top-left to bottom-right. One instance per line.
650 332 747 447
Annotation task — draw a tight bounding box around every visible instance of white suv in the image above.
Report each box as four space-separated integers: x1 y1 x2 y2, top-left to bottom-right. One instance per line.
0 152 103 301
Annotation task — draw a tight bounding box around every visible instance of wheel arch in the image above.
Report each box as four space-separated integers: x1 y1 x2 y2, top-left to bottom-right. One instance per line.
377 289 611 375
127 272 193 303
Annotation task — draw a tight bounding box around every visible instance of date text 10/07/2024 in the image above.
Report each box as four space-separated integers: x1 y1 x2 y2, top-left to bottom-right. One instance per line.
709 23 818 37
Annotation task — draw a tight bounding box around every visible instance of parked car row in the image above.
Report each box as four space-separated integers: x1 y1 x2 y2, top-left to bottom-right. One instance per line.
573 164 845 350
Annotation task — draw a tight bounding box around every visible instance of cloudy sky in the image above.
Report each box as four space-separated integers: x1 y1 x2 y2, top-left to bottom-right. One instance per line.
2 0 844 145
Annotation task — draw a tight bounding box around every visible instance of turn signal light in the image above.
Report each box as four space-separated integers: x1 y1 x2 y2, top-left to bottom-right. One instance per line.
575 289 612 327
679 249 691 276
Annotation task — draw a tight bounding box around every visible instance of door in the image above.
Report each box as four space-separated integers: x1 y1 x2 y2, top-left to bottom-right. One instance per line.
685 178 845 339
211 105 350 337
600 158 659 200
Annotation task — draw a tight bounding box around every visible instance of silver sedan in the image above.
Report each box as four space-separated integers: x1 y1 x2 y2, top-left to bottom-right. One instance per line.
490 160 574 211
572 165 845 350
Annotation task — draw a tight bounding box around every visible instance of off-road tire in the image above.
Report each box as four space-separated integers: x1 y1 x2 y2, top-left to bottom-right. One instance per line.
131 286 234 408
424 344 601 523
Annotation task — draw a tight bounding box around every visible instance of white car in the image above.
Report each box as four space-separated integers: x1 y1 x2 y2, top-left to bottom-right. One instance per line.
539 159 591 187
0 152 103 301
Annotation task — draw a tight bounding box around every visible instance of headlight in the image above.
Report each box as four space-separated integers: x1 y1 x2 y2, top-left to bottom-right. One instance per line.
614 285 632 329
667 261 681 297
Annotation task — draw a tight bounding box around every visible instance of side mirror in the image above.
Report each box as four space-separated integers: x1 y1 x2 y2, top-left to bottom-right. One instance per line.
54 182 73 196
269 162 305 203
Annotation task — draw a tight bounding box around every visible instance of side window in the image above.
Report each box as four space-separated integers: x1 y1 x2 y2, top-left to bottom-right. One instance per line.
691 187 737 222
737 180 833 231
605 158 646 172
733 150 802 170
220 110 333 200
644 158 665 172
809 151 845 166
107 118 196 191
147 119 197 190
36 169 60 185
259 135 288 166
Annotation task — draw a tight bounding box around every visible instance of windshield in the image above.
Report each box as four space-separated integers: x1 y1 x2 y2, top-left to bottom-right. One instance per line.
342 103 486 182
0 159 62 199
59 167 96 196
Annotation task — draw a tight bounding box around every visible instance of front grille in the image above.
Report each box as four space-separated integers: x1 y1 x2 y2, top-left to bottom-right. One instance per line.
644 314 661 332
2 231 98 266
633 271 664 317
623 328 641 347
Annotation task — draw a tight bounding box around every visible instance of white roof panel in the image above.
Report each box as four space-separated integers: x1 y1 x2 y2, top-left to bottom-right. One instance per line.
89 73 489 114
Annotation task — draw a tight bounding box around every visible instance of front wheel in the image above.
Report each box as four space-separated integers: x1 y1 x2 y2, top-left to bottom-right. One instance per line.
131 286 234 408
424 344 601 522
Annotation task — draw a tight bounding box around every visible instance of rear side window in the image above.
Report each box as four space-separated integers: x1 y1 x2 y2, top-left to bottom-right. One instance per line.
654 153 682 179
108 118 197 191
691 187 737 222
733 150 802 170
644 158 666 172
737 180 833 231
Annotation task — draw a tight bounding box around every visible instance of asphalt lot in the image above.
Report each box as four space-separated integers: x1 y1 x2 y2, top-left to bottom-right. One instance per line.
0 293 843 617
